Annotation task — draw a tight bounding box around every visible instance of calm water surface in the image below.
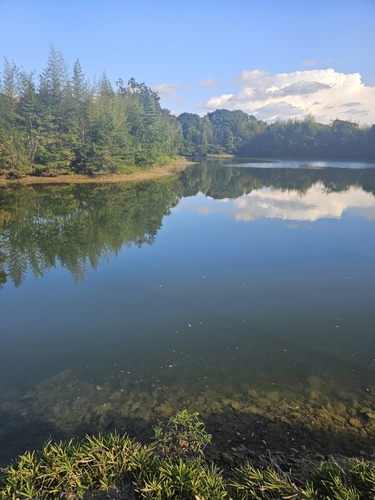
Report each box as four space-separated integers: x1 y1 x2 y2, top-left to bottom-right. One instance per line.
1 158 375 463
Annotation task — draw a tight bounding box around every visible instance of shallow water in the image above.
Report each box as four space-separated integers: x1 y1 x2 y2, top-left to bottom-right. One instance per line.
1 158 375 463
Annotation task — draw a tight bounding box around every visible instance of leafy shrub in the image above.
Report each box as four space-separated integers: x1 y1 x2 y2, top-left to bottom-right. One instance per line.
152 410 212 461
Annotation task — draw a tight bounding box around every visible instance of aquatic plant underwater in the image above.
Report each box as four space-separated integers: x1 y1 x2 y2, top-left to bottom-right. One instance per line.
1 411 375 499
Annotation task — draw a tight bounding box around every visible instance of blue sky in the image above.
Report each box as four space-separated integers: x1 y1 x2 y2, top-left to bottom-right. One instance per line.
1 0 374 123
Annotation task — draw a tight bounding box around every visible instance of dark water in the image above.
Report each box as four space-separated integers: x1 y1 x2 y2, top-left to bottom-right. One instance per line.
1 158 375 464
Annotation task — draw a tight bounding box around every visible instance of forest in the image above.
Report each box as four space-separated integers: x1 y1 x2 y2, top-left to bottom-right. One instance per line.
177 110 375 160
0 46 374 178
0 45 182 176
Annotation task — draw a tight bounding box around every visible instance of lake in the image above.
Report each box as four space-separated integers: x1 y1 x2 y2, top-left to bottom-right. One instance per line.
1 158 375 464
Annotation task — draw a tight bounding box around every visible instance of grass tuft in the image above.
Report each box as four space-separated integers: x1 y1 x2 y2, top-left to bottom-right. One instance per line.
1 412 375 499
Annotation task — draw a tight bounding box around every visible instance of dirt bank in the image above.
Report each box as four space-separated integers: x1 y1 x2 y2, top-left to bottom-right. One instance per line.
0 158 190 186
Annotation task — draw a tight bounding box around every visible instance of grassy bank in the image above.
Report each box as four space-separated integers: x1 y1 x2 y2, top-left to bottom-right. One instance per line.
1 411 374 499
0 158 189 186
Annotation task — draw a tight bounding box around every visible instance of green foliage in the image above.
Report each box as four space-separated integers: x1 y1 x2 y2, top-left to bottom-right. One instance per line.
308 458 375 499
0 413 220 500
229 458 375 500
177 110 375 160
231 462 299 500
2 413 375 499
238 115 375 160
178 110 267 156
0 47 182 177
152 410 212 461
136 459 227 500
0 433 149 499
1 47 374 175
1 47 374 173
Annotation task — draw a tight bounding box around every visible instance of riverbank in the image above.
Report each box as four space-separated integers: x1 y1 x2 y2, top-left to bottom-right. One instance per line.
0 158 191 186
1 412 374 500
1 371 374 474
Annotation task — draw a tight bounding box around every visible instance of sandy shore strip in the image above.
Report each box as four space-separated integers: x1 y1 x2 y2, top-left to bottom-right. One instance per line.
0 158 192 186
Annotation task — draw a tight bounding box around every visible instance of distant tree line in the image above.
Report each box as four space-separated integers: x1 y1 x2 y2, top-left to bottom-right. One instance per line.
1 45 375 178
177 110 375 160
0 45 182 177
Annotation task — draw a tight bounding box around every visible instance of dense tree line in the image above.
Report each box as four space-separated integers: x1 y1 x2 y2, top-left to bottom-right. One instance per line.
0 45 182 176
178 111 375 160
178 109 267 155
1 46 375 177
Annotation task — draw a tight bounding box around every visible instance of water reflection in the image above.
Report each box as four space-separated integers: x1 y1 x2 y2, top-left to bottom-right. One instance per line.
0 180 181 287
179 159 375 199
1 162 375 288
1 160 375 464
205 184 375 222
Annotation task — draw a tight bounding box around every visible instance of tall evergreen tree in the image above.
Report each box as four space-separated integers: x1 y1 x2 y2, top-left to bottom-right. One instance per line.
35 43 73 173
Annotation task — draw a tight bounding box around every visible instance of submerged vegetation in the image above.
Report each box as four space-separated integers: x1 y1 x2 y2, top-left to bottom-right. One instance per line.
0 45 374 180
1 411 375 499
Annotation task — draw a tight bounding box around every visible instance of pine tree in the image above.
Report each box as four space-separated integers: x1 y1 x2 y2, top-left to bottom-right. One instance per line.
36 43 73 174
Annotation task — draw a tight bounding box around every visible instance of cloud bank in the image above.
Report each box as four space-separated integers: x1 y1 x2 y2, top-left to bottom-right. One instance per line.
199 69 375 123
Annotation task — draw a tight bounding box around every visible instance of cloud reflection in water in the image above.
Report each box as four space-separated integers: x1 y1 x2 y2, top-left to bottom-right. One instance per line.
198 183 375 222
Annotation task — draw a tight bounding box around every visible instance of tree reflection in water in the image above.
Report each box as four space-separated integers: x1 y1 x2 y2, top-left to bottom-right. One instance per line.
1 161 375 288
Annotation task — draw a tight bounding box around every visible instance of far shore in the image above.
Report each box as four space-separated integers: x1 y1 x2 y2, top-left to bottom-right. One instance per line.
0 158 192 186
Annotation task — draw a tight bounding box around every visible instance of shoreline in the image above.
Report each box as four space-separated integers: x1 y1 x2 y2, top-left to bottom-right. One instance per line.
1 373 374 470
0 158 191 186
0 409 372 490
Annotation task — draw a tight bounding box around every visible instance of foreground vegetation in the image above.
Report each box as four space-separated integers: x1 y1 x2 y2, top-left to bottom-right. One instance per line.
1 411 375 499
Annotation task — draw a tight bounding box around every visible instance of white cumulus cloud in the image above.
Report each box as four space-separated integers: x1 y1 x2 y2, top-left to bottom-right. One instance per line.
199 69 375 123
201 93 233 109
